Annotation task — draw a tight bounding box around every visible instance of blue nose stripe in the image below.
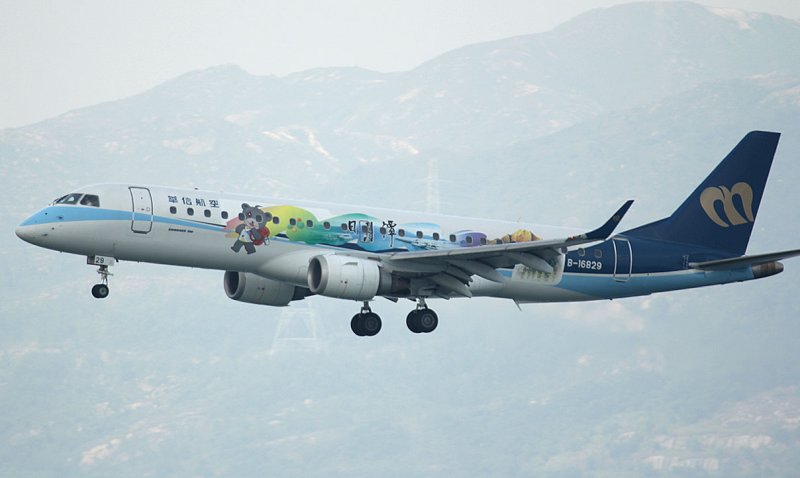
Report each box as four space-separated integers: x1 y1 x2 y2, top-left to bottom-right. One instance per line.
19 205 223 232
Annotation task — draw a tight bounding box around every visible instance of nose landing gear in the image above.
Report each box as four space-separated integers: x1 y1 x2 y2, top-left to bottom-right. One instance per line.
87 255 114 299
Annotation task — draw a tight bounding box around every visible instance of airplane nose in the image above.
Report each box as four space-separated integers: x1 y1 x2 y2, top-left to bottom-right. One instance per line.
15 224 35 243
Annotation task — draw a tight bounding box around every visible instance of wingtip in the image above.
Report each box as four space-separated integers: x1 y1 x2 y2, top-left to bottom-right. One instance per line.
584 200 634 240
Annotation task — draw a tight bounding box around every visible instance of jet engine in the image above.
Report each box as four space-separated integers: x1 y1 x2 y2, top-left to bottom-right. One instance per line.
307 254 393 301
224 271 310 306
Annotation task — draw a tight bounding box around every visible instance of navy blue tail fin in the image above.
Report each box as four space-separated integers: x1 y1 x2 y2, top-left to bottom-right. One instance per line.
625 131 781 256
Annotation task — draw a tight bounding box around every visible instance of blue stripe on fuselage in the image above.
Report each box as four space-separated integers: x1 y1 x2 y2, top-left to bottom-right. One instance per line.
19 206 224 232
554 268 754 299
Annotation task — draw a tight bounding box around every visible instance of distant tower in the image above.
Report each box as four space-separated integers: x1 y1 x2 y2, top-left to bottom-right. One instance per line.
270 301 327 354
426 156 441 214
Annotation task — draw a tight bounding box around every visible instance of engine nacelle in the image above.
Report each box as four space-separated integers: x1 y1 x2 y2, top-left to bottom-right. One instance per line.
307 254 391 301
224 271 309 306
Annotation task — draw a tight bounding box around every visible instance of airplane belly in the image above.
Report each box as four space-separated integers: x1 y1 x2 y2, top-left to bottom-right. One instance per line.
470 277 598 302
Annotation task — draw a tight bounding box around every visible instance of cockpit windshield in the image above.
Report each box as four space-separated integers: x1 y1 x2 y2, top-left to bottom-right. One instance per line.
80 194 100 207
55 193 82 205
54 193 100 207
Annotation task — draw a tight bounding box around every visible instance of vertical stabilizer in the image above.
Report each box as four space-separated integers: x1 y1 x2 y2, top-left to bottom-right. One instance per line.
625 131 780 256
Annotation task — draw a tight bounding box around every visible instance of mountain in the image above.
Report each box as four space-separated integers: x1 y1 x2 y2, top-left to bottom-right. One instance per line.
3 2 800 476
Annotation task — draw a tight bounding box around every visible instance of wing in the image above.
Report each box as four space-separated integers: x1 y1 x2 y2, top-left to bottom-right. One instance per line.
378 201 634 297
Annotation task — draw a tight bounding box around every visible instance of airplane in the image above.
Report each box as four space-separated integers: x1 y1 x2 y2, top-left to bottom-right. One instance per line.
15 131 800 336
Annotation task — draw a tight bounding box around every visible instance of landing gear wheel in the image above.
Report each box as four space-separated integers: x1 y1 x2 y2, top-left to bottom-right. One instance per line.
351 301 382 337
351 311 382 337
91 283 109 299
361 312 382 336
417 309 438 333
351 314 366 336
407 308 438 333
406 310 422 333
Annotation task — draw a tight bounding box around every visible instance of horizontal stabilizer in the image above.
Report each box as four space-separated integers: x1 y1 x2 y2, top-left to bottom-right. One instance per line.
690 248 800 270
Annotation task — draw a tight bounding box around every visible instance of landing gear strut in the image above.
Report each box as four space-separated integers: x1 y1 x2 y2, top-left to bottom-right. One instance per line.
406 298 438 334
88 256 114 299
351 301 382 337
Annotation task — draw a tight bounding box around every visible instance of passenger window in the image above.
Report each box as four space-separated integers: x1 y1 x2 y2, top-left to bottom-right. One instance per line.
361 224 369 233
273 217 280 224
379 226 387 235
204 209 211 218
80 194 100 207
324 221 331 230
594 249 603 259
398 229 405 237
221 211 229 219
289 218 297 226
480 238 487 245
170 206 177 214
578 248 586 257
416 231 423 239
449 234 456 242
187 208 194 216
341 223 348 231
466 236 473 244
433 232 440 241
306 219 314 228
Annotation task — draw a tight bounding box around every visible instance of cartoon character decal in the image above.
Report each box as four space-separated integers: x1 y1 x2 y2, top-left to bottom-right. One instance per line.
230 203 270 254
223 204 542 255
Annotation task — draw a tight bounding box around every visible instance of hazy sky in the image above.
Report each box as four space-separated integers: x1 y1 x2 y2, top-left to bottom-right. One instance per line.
1 0 798 129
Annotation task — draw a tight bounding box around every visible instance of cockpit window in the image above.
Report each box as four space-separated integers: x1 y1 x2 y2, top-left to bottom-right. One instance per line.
55 193 83 205
80 194 100 207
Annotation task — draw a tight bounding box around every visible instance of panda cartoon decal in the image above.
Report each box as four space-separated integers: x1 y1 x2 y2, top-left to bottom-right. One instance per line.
230 203 271 254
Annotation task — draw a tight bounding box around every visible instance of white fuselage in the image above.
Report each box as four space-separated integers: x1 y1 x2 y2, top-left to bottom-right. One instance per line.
16 183 757 306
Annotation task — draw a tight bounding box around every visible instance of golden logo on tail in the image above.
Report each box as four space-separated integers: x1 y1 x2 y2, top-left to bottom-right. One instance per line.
699 182 754 228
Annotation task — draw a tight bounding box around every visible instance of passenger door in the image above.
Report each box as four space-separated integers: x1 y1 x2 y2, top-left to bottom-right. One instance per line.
613 237 632 282
129 187 153 234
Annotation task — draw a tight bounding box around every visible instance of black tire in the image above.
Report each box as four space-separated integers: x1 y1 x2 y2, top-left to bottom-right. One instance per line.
362 312 382 336
406 310 422 333
91 284 109 299
351 314 365 336
417 309 438 333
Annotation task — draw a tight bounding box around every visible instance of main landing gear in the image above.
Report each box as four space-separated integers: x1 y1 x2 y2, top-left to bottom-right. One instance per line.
406 298 438 334
351 301 382 337
88 255 114 299
349 299 439 336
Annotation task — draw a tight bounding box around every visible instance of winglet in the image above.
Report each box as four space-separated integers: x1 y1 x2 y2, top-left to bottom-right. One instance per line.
571 200 634 242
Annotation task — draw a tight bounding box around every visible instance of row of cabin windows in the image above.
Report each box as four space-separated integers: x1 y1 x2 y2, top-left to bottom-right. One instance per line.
169 206 230 220
165 207 507 246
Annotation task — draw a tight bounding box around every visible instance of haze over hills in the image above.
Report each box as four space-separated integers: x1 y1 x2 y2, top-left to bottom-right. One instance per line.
2 2 800 476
